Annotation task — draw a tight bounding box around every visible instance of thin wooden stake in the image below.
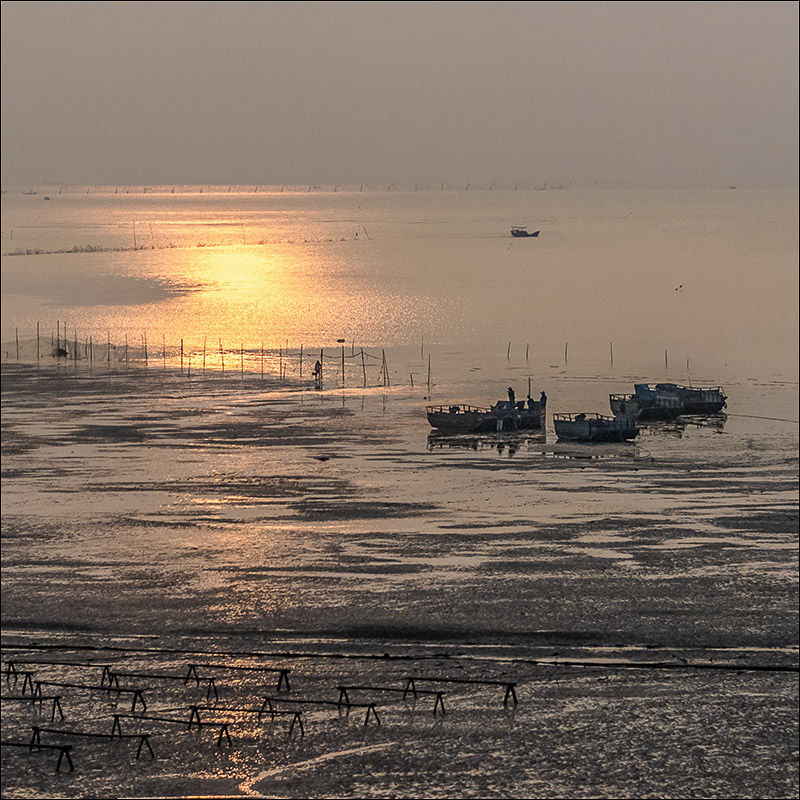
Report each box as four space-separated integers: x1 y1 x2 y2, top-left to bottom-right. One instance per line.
507 342 511 360
180 339 184 373
219 338 225 372
427 354 431 392
564 342 569 362
610 342 613 366
15 328 19 360
361 349 367 387
37 322 40 361
203 336 207 372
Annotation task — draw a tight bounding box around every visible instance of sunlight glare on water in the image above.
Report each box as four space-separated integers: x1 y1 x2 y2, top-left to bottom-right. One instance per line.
2 186 797 381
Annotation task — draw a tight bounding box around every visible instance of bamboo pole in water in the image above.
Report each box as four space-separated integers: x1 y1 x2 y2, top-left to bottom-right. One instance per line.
202 337 207 372
241 344 244 376
610 342 614 366
219 338 224 372
163 334 166 369
15 328 19 360
427 355 431 393
180 339 184 374
36 322 40 361
361 349 367 387
564 342 568 362
299 345 303 378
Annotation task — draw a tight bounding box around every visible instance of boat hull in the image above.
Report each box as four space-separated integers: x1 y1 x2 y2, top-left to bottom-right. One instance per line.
635 384 727 416
610 393 682 421
554 414 639 443
427 402 545 433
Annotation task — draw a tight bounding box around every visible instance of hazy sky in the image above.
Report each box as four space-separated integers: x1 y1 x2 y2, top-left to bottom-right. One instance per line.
2 1 797 187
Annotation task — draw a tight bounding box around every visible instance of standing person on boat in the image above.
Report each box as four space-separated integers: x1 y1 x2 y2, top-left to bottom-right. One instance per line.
507 387 515 405
313 360 322 380
540 390 547 405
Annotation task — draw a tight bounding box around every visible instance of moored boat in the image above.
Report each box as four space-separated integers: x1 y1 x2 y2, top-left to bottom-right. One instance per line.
635 383 727 415
427 390 546 433
510 226 540 237
553 412 639 442
610 388 682 421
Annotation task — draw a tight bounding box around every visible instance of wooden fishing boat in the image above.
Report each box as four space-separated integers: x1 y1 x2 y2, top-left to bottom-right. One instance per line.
635 383 727 415
609 389 682 421
427 395 546 433
553 413 639 442
510 226 540 237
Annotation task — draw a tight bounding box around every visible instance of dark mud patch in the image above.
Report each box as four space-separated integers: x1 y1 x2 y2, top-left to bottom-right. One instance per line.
290 499 440 519
712 509 799 533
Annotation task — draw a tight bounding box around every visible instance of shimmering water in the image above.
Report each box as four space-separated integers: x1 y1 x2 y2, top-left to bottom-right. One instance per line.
2 186 798 376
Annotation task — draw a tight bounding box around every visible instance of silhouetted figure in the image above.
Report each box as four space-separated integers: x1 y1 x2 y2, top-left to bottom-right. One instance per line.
313 360 322 380
507 387 515 405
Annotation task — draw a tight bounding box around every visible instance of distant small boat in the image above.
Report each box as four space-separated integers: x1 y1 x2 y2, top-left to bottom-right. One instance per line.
510 226 540 237
634 383 727 415
427 393 546 433
553 413 639 442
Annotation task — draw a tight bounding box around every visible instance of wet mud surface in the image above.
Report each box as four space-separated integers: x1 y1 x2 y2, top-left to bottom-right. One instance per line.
1 362 798 798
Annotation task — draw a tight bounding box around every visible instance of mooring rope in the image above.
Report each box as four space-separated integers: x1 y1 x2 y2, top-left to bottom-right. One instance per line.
725 413 799 424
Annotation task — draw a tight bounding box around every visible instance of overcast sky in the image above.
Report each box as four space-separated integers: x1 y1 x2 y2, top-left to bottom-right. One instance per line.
1 1 797 188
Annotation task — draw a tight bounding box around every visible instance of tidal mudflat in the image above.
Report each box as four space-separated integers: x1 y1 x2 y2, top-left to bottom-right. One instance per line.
1 361 797 798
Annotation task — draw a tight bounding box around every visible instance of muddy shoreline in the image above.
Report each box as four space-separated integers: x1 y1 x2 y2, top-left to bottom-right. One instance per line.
2 362 798 797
